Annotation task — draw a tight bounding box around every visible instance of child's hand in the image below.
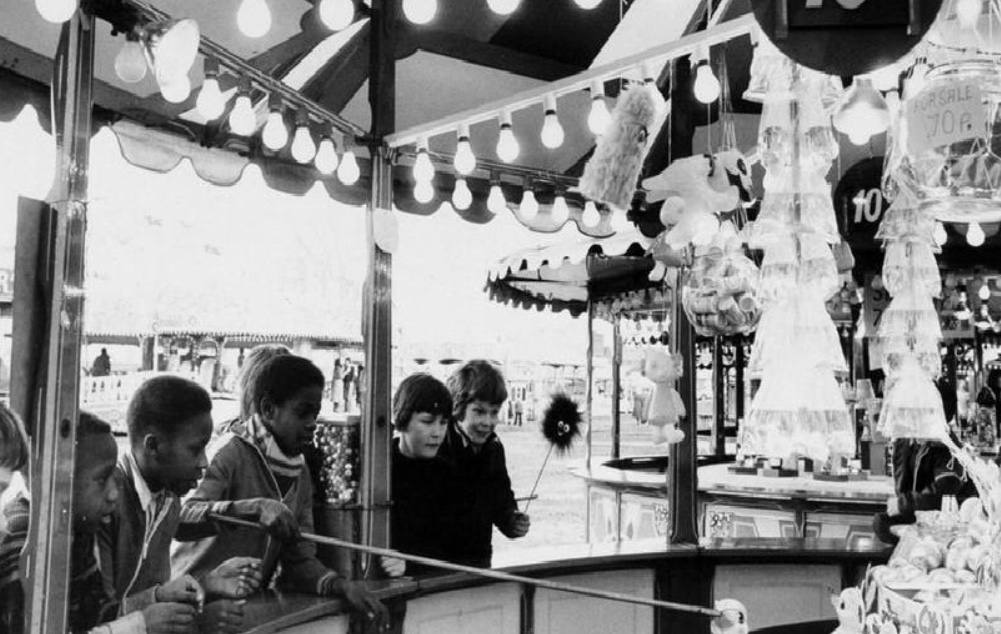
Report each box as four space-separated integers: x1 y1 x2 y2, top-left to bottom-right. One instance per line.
511 511 531 538
233 498 299 540
157 575 204 607
143 602 197 634
380 556 406 578
204 557 262 599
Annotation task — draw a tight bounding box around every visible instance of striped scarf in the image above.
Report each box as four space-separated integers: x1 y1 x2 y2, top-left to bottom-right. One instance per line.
245 414 304 480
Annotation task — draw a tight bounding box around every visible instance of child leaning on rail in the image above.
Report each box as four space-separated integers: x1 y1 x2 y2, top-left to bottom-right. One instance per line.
0 401 29 633
440 360 530 568
380 373 458 578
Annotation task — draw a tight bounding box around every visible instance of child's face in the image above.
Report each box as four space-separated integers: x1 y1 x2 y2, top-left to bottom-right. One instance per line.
459 400 502 447
400 412 447 459
73 433 120 533
264 384 323 457
149 412 213 496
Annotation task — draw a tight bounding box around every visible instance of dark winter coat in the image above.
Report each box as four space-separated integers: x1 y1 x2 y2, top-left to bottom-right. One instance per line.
390 438 455 575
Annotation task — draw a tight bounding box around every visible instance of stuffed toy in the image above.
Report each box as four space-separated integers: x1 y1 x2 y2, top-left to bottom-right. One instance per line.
711 599 749 634
644 348 686 445
831 588 865 634
641 149 753 248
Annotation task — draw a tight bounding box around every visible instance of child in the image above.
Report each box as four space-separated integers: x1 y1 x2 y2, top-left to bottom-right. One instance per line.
173 355 387 625
380 374 455 578
0 403 31 633
236 344 291 422
442 360 530 568
0 402 29 531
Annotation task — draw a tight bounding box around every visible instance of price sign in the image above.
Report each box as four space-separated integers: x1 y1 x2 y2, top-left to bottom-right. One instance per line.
906 79 986 154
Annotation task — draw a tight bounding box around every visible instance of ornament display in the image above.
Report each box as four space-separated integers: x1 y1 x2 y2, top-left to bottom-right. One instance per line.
315 420 359 505
682 245 761 337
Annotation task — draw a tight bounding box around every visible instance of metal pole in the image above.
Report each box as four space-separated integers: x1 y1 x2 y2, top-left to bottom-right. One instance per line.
26 9 94 634
671 287 699 545
611 314 622 460
713 337 725 457
585 300 595 468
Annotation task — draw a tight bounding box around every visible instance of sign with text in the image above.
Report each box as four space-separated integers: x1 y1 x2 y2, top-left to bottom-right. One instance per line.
906 79 986 154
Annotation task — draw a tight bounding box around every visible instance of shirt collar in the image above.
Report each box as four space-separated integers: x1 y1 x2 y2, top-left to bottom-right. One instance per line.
124 451 159 513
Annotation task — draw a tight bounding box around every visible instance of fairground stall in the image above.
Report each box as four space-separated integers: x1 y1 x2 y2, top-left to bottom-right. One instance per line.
6 0 1001 634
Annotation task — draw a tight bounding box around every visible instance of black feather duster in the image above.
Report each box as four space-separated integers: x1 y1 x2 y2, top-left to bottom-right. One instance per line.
541 393 582 455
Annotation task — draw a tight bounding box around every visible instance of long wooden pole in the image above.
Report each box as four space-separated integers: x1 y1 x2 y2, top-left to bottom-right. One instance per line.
207 514 721 618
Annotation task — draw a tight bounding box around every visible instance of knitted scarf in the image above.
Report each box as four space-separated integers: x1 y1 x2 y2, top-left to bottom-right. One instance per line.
245 414 304 480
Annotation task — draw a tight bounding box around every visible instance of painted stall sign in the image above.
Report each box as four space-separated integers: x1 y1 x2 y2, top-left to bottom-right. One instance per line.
906 79 986 154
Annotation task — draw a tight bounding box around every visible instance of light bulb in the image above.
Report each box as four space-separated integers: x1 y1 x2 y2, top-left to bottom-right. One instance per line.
588 95 611 136
403 0 437 24
582 201 600 227
934 221 948 246
452 178 472 210
497 123 520 163
115 39 148 83
196 76 226 120
520 190 539 221
315 137 339 174
551 195 570 226
160 75 191 103
957 0 982 29
291 125 317 163
454 135 476 175
487 184 507 214
414 180 435 204
541 109 565 149
967 221 986 247
338 150 360 185
413 148 435 184
487 0 521 15
262 110 289 151
980 281 992 301
574 0 602 9
320 0 355 31
832 77 890 145
229 94 256 136
693 61 721 104
36 0 77 23
238 0 272 38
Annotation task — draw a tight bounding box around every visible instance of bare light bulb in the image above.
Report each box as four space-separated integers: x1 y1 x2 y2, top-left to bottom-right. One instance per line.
36 0 77 23
832 77 890 146
454 135 476 175
160 75 191 103
196 76 226 120
487 0 521 15
551 195 570 226
414 180 435 204
520 190 539 221
452 178 473 210
582 201 600 227
588 95 611 136
487 184 507 214
291 125 317 163
574 0 602 9
320 0 355 31
338 150 360 185
229 94 256 136
238 0 272 38
957 0 982 29
403 0 437 24
262 110 289 150
693 61 721 104
541 109 565 149
934 221 948 246
497 123 520 163
315 137 339 174
413 148 435 184
968 221 986 247
115 39 148 83
980 281 992 301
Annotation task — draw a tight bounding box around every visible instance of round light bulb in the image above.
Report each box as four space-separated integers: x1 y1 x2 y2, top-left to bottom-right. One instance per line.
956 0 982 29
454 137 476 175
487 0 521 15
693 62 721 104
262 111 289 151
238 0 272 38
588 96 611 136
832 78 890 145
413 149 435 184
540 110 565 149
36 0 77 23
551 195 570 226
452 178 473 210
403 0 437 24
968 221 986 247
115 39 148 83
338 150 360 185
320 0 355 31
520 190 539 221
497 124 520 163
160 75 191 104
315 137 339 174
414 180 435 204
934 221 948 246
229 95 256 136
582 201 600 227
487 184 507 214
574 0 602 9
291 126 317 163
980 281 992 301
196 76 226 120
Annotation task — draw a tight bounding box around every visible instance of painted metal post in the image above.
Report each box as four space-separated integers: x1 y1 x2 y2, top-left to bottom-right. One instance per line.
671 290 700 545
611 314 622 460
585 299 594 468
25 10 94 634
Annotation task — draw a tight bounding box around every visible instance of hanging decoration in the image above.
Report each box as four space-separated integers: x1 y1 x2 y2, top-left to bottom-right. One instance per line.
681 223 762 337
643 348 686 445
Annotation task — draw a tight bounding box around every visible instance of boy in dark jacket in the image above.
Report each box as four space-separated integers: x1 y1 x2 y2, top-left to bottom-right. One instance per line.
441 360 530 568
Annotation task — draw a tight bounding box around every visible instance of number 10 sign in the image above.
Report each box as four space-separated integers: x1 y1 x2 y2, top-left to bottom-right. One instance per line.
906 79 987 154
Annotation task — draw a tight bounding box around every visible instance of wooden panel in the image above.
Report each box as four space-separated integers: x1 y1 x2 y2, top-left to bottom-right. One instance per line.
714 564 840 629
403 583 521 634
534 569 656 634
804 512 876 542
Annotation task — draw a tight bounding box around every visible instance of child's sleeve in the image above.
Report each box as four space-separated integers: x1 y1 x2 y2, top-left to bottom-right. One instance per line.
175 437 238 541
490 443 521 538
275 472 336 595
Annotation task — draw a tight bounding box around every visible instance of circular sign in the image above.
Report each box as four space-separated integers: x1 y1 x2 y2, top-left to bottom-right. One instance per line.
751 0 944 77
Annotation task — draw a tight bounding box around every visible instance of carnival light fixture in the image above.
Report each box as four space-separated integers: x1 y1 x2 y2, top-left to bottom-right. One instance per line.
487 0 521 15
692 47 721 104
291 120 317 164
403 0 437 24
487 180 507 214
497 111 520 163
35 0 77 23
414 179 435 204
540 95 565 149
587 81 611 136
319 0 355 31
228 87 257 137
453 177 473 210
520 187 539 221
315 136 340 174
338 149 361 185
967 221 986 246
196 60 226 120
262 98 290 151
551 193 570 226
832 77 890 145
238 0 272 37
453 125 477 175
582 200 600 227
413 138 435 184
934 221 948 246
